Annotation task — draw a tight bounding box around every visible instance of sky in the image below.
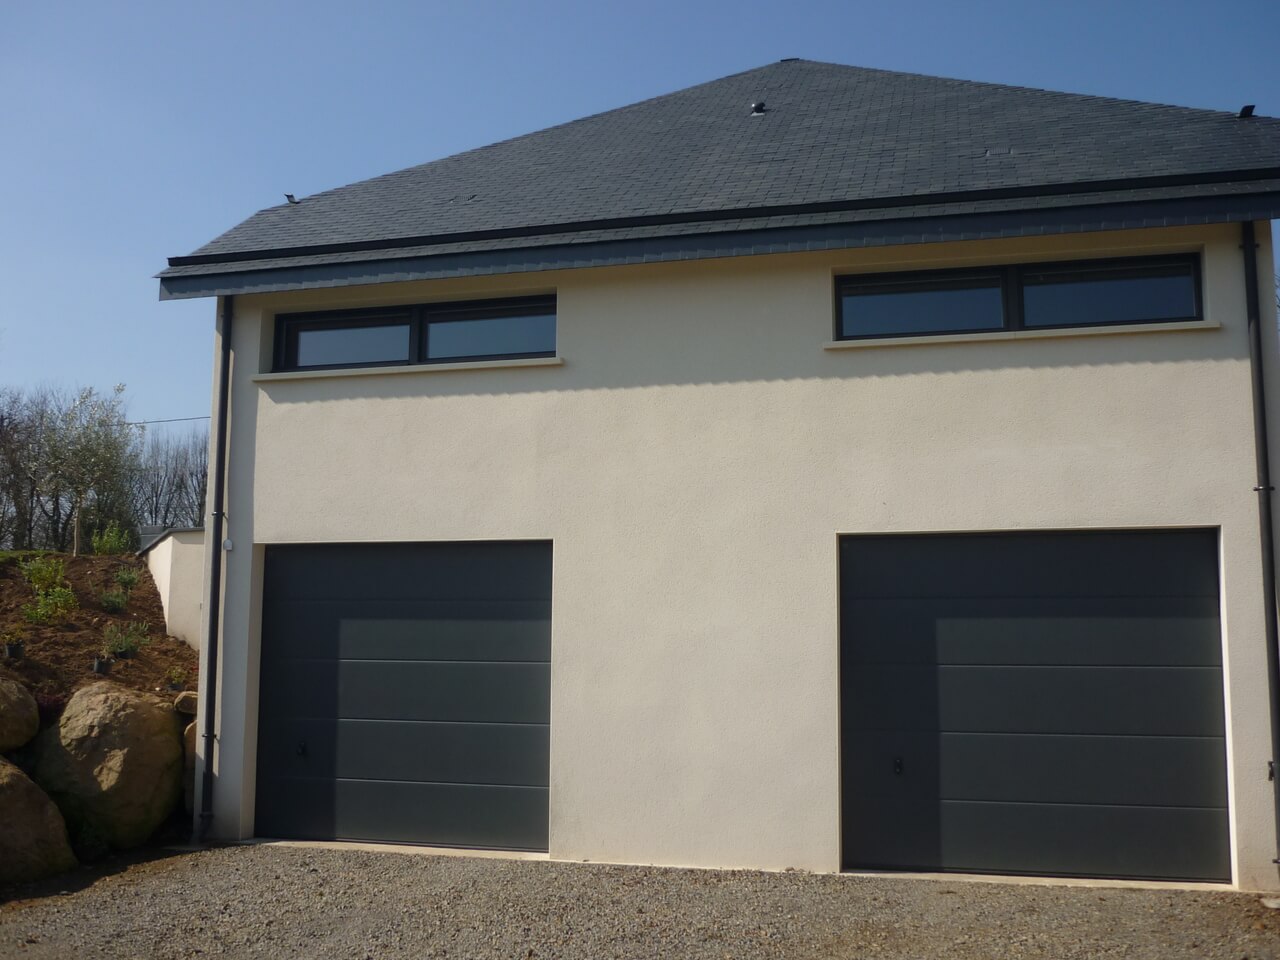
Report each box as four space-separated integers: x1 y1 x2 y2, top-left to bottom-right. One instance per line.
1 0 1277 429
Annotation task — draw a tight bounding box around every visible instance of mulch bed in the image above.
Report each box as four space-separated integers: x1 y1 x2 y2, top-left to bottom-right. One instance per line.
0 554 198 712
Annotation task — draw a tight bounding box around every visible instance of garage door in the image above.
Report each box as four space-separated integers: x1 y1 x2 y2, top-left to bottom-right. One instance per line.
840 529 1229 881
255 541 551 851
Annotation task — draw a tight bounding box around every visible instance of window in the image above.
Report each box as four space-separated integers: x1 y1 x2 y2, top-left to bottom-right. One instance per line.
836 255 1200 341
1020 259 1199 329
275 295 556 372
837 270 1005 338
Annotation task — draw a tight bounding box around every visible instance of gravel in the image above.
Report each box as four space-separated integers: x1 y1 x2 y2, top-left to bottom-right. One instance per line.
1 844 1278 959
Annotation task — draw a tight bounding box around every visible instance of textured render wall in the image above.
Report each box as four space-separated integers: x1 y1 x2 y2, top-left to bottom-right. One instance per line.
203 223 1280 889
145 536 174 624
152 531 206 649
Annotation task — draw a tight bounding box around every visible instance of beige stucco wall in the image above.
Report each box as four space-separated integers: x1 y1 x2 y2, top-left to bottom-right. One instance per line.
146 530 205 649
193 221 1280 890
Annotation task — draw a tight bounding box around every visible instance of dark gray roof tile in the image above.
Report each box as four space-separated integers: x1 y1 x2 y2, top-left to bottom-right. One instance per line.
169 60 1280 269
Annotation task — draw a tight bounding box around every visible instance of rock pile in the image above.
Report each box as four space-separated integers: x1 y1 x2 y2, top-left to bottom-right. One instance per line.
32 682 184 856
0 678 197 885
0 678 39 752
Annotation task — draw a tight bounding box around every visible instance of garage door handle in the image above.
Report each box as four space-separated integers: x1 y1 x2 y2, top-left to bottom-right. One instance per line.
297 741 308 759
893 757 903 776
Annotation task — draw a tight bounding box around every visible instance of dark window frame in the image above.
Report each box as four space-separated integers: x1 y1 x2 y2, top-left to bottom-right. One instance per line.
834 254 1202 342
274 295 557 372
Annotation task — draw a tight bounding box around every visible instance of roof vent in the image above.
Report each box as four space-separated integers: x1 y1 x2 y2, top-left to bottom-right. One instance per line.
284 193 299 205
750 102 766 116
1238 104 1256 119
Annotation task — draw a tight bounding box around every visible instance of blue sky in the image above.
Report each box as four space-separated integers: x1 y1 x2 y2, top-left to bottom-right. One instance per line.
1 0 1276 427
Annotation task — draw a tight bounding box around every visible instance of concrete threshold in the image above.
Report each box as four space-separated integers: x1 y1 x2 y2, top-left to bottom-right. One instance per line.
239 838 550 862
231 840 1241 892
842 868 1232 893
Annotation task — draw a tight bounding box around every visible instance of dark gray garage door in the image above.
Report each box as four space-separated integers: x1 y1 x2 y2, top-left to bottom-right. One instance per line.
256 541 551 851
840 529 1229 881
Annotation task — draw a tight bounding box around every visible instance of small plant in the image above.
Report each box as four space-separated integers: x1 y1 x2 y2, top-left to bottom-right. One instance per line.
19 555 65 593
164 666 188 690
22 586 78 625
91 521 131 556
100 589 129 613
103 621 149 657
114 567 140 591
2 630 24 660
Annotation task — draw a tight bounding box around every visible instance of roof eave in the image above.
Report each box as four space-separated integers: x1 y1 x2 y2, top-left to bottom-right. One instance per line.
158 191 1280 301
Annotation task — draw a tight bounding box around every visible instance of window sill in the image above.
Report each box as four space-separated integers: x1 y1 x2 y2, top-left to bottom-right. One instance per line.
824 320 1219 351
253 356 565 382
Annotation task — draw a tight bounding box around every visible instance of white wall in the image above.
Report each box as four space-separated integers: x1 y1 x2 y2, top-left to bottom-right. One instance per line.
146 530 206 649
195 222 1280 889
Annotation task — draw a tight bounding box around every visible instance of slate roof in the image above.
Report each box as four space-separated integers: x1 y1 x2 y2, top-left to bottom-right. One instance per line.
161 60 1280 296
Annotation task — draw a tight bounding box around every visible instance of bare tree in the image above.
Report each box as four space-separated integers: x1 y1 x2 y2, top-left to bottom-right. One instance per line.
133 428 208 529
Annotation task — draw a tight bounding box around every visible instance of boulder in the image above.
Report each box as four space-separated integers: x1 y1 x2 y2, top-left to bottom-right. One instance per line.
0 677 40 752
0 756 76 883
173 691 198 716
183 721 197 815
32 681 182 855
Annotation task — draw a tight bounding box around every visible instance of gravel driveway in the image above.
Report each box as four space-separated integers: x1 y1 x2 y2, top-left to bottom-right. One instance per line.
1 844 1278 959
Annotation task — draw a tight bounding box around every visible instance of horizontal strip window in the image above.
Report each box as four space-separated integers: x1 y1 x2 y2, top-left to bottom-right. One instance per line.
836 255 1201 341
275 295 556 371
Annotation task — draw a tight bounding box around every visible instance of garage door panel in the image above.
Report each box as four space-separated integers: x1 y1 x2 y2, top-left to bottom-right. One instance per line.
845 597 1221 666
264 542 552 602
262 601 552 661
256 718 550 786
844 665 1224 736
255 777 549 850
257 541 551 851
841 796 943 869
940 802 1230 881
841 530 1218 600
842 731 940 800
940 734 1228 808
939 666 1225 737
842 670 941 732
259 659 551 724
840 530 1227 881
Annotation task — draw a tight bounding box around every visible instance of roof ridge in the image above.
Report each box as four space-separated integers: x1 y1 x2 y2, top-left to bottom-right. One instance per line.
775 59 1266 119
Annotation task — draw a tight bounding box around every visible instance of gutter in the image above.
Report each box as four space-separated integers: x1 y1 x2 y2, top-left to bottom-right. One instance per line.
1241 221 1280 866
167 164 1280 270
197 294 233 841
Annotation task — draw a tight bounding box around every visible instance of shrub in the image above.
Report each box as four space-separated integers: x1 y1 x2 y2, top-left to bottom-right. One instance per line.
100 589 129 613
164 666 188 689
103 621 149 657
22 586 78 625
91 521 131 556
114 567 140 591
19 555 65 593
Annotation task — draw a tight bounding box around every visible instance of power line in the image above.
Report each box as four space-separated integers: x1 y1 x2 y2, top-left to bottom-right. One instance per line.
126 416 211 426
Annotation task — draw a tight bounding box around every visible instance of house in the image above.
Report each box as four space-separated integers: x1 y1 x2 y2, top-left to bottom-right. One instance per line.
158 60 1280 889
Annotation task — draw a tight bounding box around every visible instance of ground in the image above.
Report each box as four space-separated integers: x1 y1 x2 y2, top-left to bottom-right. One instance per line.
0 553 198 708
0 845 1277 959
